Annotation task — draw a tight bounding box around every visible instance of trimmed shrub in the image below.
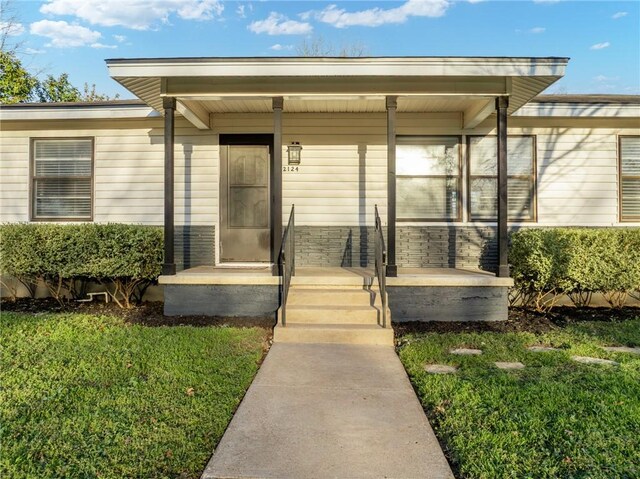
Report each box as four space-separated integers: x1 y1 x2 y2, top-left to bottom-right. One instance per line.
0 223 163 307
509 228 640 311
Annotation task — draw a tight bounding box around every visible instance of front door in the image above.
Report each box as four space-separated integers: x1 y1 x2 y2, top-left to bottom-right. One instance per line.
220 144 271 262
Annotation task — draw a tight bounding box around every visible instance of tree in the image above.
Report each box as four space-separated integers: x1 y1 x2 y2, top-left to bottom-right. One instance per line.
0 50 37 103
35 73 82 102
1 1 118 104
81 83 120 101
296 36 369 57
0 0 24 54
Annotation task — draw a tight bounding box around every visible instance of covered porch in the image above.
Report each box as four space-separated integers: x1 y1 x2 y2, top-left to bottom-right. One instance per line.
107 56 566 321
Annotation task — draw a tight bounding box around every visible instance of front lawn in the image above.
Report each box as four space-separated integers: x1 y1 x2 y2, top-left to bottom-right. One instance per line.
0 312 268 479
399 318 640 479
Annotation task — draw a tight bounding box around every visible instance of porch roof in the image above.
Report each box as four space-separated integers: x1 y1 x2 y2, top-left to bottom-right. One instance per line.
106 56 568 129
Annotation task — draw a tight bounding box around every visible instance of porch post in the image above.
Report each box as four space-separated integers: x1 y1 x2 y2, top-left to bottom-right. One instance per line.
386 96 398 277
162 97 176 275
496 96 509 278
272 97 284 275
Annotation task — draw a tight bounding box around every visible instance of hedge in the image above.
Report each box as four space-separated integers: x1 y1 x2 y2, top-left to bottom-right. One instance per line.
509 228 640 311
0 223 163 308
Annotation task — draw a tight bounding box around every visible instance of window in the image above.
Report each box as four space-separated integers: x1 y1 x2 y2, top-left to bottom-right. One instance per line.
31 138 93 220
396 136 461 221
620 136 640 221
468 135 536 221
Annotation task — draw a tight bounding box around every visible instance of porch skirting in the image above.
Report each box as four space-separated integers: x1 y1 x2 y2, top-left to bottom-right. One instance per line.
387 286 508 322
164 284 279 317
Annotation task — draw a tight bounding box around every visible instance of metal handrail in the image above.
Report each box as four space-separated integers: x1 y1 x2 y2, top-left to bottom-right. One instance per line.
374 205 389 329
280 205 295 327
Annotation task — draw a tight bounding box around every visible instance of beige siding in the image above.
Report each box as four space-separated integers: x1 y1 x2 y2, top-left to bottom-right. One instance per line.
534 129 633 225
0 119 217 226
0 135 30 221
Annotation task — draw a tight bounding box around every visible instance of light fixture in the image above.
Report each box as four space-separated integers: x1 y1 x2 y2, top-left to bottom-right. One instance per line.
287 142 302 165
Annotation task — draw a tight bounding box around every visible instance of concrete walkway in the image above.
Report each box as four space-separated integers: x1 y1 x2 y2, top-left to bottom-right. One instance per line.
202 343 454 479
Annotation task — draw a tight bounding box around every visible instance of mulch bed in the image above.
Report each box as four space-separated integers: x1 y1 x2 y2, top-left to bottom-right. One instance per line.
394 306 640 336
2 298 637 335
0 298 276 329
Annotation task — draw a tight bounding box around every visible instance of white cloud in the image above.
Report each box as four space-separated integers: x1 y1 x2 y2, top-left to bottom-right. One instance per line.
91 42 117 49
39 0 224 30
113 34 126 43
529 27 545 33
248 12 312 35
590 42 610 50
594 75 619 82
24 47 46 54
0 21 25 36
612 11 628 20
237 5 245 18
270 43 293 51
306 0 449 28
177 0 223 20
30 20 101 47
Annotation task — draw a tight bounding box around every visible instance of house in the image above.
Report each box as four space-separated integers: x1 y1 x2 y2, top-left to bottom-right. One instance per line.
1 57 639 341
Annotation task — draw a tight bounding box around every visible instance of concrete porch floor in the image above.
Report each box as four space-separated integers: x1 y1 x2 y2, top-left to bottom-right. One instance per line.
201 342 454 479
160 265 512 287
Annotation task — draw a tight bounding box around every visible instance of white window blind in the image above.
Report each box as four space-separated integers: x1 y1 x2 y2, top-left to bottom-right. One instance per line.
396 137 461 221
469 136 536 221
620 137 640 220
32 139 93 219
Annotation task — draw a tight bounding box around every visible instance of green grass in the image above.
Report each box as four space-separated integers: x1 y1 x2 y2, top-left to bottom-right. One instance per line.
399 319 640 479
0 312 268 479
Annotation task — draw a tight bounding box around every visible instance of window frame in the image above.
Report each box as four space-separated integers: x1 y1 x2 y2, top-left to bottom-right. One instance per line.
29 137 95 222
619 135 640 222
466 134 538 223
396 135 463 222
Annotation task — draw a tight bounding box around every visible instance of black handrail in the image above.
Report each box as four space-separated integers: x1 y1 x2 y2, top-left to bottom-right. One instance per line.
280 205 295 327
374 205 389 329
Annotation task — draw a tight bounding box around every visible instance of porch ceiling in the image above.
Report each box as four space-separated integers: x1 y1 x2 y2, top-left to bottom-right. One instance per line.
178 95 492 114
107 56 568 128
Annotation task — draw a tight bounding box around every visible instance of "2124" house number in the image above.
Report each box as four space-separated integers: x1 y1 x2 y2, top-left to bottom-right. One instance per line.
283 166 299 172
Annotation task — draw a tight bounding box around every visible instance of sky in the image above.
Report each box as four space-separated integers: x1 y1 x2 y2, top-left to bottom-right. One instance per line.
5 0 640 98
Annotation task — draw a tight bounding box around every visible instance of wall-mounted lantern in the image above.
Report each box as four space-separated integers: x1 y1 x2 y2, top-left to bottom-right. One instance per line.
287 142 302 165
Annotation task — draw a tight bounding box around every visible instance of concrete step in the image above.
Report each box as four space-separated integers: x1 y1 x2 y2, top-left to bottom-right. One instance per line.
287 288 378 306
273 324 395 346
291 275 374 288
284 304 381 325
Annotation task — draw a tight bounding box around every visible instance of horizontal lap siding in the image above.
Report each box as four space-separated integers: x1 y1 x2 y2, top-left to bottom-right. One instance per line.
0 136 29 222
533 128 637 225
94 131 217 225
0 119 217 226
